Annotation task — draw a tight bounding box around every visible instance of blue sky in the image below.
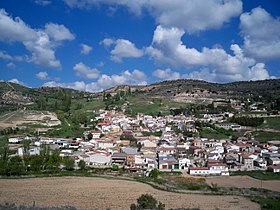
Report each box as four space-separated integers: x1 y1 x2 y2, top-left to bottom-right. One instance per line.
0 0 280 92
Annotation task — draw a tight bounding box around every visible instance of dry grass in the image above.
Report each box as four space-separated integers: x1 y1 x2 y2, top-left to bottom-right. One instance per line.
0 177 260 210
205 175 280 192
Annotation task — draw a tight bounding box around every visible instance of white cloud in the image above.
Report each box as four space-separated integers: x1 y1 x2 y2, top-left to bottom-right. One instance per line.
80 43 92 54
8 78 26 86
153 68 181 80
147 25 272 82
74 62 100 79
240 7 280 60
44 69 147 92
101 38 143 62
36 71 49 80
0 51 13 60
45 23 75 42
97 61 104 67
92 69 147 91
64 0 242 33
43 81 86 91
0 9 74 68
147 0 242 33
111 39 143 62
35 0 52 6
100 38 114 47
6 62 16 69
0 51 26 62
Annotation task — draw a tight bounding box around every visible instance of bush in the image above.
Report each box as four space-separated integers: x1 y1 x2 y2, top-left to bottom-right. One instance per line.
130 194 165 210
149 169 159 179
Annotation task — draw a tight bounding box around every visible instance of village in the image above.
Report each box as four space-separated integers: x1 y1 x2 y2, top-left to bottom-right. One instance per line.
8 108 280 177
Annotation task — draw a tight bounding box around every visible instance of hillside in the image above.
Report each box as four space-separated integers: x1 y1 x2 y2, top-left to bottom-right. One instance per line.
1 79 280 117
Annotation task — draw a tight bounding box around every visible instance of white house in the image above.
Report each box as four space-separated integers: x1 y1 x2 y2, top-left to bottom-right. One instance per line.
178 158 191 170
208 163 229 176
189 167 210 176
9 135 25 143
270 165 280 173
87 151 111 166
97 141 115 149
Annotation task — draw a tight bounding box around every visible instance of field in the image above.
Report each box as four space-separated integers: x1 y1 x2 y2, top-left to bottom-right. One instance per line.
231 171 280 180
0 177 259 210
0 110 61 129
253 131 280 143
261 117 280 130
205 176 280 192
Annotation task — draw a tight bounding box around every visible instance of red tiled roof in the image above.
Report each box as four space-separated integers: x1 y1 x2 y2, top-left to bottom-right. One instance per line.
189 167 209 170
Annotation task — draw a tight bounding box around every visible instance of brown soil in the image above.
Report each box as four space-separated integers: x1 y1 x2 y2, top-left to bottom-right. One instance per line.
0 177 259 210
205 175 280 192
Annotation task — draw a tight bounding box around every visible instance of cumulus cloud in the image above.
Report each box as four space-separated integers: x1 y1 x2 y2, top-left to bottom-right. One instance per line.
64 0 242 33
146 0 242 33
240 7 280 60
35 0 52 6
6 62 16 69
101 38 143 62
45 23 75 41
8 78 26 86
153 68 181 80
0 9 74 68
80 43 92 54
110 39 143 62
36 71 49 80
74 62 100 79
43 81 86 91
147 25 272 82
44 69 147 92
0 51 26 62
100 38 114 47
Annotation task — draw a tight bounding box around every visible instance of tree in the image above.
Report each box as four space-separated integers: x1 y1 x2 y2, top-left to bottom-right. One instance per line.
7 156 25 176
78 160 86 170
149 168 159 179
63 156 75 170
0 145 9 175
130 194 165 210
46 149 61 172
29 155 44 172
87 133 93 140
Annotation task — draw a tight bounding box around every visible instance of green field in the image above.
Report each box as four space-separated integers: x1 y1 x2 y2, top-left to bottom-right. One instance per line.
261 117 280 130
231 171 280 180
200 127 236 140
254 131 280 143
127 96 188 116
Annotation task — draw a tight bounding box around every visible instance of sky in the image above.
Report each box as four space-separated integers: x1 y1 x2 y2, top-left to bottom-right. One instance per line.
0 0 280 92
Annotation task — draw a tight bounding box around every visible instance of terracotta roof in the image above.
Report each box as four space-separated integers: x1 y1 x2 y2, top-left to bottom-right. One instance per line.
189 167 209 170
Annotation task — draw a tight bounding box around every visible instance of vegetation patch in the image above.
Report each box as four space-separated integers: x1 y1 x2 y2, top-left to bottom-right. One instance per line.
250 196 280 210
253 131 280 143
231 171 280 180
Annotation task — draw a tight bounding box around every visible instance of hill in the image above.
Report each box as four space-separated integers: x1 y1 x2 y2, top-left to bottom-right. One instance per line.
1 79 280 114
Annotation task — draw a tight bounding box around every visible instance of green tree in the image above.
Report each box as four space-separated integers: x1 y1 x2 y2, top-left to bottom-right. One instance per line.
7 156 25 176
78 160 86 170
130 194 165 210
63 156 75 170
46 149 61 172
149 168 159 179
0 145 9 175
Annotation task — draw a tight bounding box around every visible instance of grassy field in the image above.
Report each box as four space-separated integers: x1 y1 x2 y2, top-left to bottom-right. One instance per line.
250 196 280 210
199 127 237 140
231 171 280 180
254 131 280 143
261 117 280 130
128 96 188 116
78 99 105 111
